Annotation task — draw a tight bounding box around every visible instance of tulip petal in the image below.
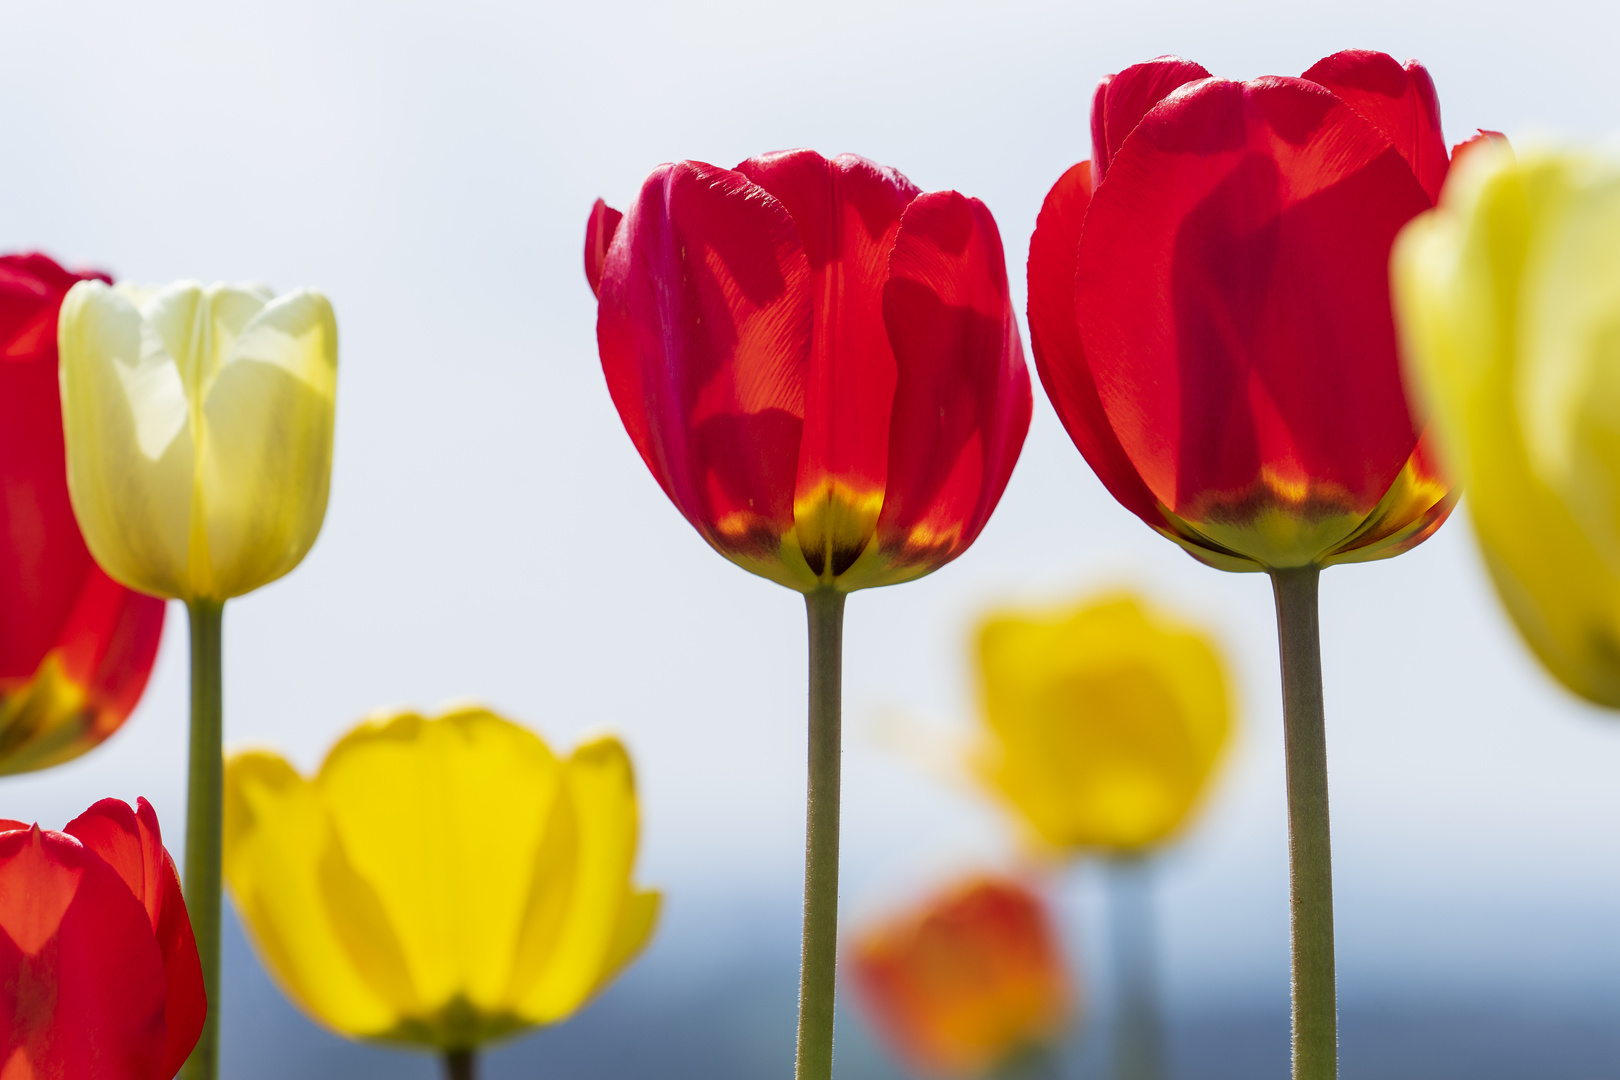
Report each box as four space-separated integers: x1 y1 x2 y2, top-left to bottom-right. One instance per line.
596 161 815 588
584 199 623 299
59 280 196 598
223 750 402 1036
842 191 1030 589
1090 56 1212 180
593 888 661 993
1303 51 1448 203
1077 76 1432 567
736 150 918 579
0 825 167 1078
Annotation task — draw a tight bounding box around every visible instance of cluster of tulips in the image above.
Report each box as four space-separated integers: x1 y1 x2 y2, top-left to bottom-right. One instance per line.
5 40 1620 1080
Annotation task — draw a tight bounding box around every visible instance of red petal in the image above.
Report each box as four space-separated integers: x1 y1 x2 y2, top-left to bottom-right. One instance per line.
1091 56 1211 181
1450 129 1510 172
1076 76 1431 525
1303 51 1448 203
584 198 623 299
736 150 919 576
873 191 1031 575
596 162 810 566
1027 162 1165 526
0 822 23 833
0 826 167 1077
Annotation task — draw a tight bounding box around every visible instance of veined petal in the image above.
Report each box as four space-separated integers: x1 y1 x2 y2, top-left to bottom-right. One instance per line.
1091 56 1212 181
737 150 918 581
1303 50 1448 203
198 288 336 599
845 191 1030 590
1077 76 1432 568
597 161 815 590
59 280 195 598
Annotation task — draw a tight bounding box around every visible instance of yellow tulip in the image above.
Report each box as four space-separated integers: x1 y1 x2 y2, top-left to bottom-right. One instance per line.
1393 144 1620 707
57 280 337 602
222 706 659 1053
974 594 1231 854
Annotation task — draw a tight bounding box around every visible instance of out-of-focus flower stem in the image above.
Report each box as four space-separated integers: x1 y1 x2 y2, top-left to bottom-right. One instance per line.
1269 568 1336 1080
796 589 846 1080
1108 854 1164 1080
181 599 224 1080
443 1050 476 1080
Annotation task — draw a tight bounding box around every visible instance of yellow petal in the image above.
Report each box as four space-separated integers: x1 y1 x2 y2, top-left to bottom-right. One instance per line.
199 289 337 598
58 280 195 598
592 888 662 995
975 595 1231 854
222 750 403 1036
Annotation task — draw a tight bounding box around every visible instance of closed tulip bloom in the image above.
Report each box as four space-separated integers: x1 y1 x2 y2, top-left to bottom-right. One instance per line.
1029 51 1468 571
976 595 1231 854
588 150 1031 593
849 876 1072 1079
1 254 165 774
1394 143 1620 706
58 280 337 602
223 706 659 1057
1 797 207 1079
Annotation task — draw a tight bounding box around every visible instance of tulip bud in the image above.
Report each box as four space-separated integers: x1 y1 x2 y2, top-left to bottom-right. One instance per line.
57 280 337 602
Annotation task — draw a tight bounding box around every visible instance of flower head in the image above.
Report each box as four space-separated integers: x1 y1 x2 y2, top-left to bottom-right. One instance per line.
1029 51 1474 570
848 875 1073 1078
0 798 206 1079
588 150 1031 592
58 280 337 602
0 254 166 775
223 706 659 1052
975 595 1231 854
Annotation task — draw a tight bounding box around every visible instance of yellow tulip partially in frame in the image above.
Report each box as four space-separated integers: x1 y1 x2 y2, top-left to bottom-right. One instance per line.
1394 142 1620 708
224 706 659 1076
58 278 338 1080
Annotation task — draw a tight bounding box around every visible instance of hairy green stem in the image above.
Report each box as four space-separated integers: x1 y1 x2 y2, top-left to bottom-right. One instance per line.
443 1049 476 1080
180 599 224 1080
1270 567 1336 1080
796 589 846 1080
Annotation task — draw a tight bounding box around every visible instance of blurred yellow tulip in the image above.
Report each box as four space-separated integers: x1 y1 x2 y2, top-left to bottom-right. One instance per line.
974 594 1231 854
1393 143 1620 707
222 706 660 1053
58 280 337 602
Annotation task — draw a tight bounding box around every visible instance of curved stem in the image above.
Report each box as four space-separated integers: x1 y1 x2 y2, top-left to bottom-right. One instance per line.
1107 855 1163 1080
180 599 224 1080
795 589 846 1080
443 1050 477 1080
1270 568 1336 1080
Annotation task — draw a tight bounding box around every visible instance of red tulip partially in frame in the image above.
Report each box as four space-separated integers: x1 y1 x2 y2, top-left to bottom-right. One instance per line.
0 798 206 1079
0 253 166 775
587 150 1031 594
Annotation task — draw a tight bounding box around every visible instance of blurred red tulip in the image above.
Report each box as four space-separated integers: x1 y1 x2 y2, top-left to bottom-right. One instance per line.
849 876 1073 1078
0 797 205 1079
0 253 165 774
1029 51 1468 571
587 150 1031 592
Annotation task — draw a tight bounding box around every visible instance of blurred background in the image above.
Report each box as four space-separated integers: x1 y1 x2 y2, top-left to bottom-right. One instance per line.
4 1 1620 1076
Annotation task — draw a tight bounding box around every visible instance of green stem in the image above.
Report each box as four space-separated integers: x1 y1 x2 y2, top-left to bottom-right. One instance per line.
1269 567 1336 1080
796 589 846 1080
443 1050 476 1080
179 599 224 1080
1107 855 1163 1080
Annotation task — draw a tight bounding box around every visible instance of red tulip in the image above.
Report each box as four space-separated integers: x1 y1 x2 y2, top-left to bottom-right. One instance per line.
848 876 1073 1078
0 797 206 1079
1029 51 1465 570
0 253 166 774
587 150 1031 592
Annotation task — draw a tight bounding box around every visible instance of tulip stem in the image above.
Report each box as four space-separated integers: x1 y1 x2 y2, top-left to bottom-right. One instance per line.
1107 854 1164 1080
443 1050 476 1080
1269 568 1336 1080
180 599 225 1080
797 589 846 1080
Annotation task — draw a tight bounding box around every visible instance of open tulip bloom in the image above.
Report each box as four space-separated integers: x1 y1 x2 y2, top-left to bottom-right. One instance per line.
1 797 206 1079
587 149 1031 1079
1026 51 1490 1078
1 254 166 776
223 707 658 1080
57 279 337 1080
